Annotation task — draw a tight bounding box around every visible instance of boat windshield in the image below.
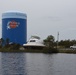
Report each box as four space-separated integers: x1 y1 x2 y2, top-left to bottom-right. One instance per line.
30 40 36 42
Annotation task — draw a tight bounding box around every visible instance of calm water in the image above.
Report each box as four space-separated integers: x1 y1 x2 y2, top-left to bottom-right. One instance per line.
0 52 76 75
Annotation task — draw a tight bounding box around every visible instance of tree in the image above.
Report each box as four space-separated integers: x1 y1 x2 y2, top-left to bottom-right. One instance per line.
6 38 10 45
0 38 4 46
43 35 55 48
58 39 76 48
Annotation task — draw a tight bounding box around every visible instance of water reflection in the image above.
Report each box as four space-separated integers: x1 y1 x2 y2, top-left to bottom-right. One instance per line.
1 52 26 75
25 53 54 75
1 53 76 75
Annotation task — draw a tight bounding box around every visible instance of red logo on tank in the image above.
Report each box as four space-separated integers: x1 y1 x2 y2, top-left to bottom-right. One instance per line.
7 21 19 29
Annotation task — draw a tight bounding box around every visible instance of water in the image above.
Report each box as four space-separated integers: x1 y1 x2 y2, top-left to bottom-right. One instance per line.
0 53 76 75
1 53 26 75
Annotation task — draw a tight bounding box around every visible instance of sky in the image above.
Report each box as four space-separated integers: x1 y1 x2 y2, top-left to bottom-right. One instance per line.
0 0 76 41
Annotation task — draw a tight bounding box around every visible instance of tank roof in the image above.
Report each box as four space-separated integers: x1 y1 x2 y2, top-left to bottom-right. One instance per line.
2 11 27 19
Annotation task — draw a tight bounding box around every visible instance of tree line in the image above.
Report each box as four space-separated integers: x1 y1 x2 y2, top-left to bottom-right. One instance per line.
43 35 76 48
0 38 9 46
0 35 76 49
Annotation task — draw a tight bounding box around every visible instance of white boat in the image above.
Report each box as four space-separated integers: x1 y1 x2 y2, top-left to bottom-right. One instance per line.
23 36 45 49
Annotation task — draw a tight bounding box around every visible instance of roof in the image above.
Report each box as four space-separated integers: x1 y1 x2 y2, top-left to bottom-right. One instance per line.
2 11 27 19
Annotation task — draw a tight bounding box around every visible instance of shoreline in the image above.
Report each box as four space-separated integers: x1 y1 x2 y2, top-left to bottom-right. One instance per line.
0 48 76 54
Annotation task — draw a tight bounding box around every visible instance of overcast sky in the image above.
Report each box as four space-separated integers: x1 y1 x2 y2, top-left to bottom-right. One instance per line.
0 0 76 41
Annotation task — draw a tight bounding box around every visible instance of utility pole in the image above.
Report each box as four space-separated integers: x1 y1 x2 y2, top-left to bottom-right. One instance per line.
57 32 59 49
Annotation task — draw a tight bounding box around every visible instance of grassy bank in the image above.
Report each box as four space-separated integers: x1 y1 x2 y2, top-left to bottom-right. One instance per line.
58 49 76 54
0 47 58 53
0 46 76 54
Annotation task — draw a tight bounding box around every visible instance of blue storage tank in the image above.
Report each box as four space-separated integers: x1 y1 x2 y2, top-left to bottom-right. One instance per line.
2 11 27 45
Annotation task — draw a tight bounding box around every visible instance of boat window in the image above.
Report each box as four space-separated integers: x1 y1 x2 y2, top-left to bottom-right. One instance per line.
30 40 36 42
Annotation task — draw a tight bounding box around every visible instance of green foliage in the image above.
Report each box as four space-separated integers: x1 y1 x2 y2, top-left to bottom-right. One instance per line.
58 49 76 53
6 38 10 45
9 43 21 50
43 35 55 48
0 38 4 46
59 39 76 48
43 47 58 53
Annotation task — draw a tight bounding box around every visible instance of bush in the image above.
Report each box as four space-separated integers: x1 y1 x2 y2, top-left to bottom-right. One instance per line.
43 47 58 53
10 43 21 50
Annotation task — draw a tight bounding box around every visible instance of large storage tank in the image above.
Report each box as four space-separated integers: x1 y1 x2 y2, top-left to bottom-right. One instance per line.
2 11 27 45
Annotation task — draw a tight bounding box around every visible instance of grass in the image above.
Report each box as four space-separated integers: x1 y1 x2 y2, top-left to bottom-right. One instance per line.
58 49 76 54
0 47 58 53
0 45 76 54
